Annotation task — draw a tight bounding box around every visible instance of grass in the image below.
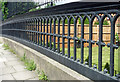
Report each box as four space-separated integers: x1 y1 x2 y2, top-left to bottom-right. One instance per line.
49 43 118 74
3 44 10 50
63 46 119 75
37 70 48 81
3 44 16 54
21 54 48 80
3 43 48 79
21 53 36 71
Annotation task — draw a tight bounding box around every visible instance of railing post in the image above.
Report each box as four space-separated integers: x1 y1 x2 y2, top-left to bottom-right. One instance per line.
51 0 53 7
38 19 40 45
53 18 56 51
46 18 49 48
43 18 45 47
68 18 70 58
110 18 115 76
40 19 43 46
57 18 60 53
74 18 77 61
89 19 92 67
62 18 65 55
81 18 84 64
50 18 52 49
98 19 103 71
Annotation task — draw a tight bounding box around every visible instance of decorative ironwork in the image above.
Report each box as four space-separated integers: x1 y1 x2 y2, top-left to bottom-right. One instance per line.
1 2 120 81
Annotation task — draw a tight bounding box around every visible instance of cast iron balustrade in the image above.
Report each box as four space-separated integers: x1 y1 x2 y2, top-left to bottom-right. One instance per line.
1 2 120 81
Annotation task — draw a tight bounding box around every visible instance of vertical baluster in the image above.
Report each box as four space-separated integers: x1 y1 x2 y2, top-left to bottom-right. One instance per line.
89 19 92 67
31 20 32 42
53 18 56 51
57 18 60 53
28 20 29 41
43 18 45 47
40 19 42 46
74 18 77 60
62 18 65 55
38 19 40 45
24 21 25 40
68 18 70 58
110 18 115 76
46 18 49 48
81 18 84 64
29 20 30 41
98 18 103 71
36 19 38 44
34 19 36 43
50 18 52 49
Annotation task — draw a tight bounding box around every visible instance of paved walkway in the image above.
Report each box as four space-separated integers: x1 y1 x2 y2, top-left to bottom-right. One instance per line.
0 43 39 81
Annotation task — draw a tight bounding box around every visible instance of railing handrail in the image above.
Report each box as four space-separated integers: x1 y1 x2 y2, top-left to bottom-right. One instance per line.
2 2 120 23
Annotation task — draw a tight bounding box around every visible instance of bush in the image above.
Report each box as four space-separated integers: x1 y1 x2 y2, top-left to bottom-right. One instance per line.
94 20 109 25
94 21 99 25
103 20 109 25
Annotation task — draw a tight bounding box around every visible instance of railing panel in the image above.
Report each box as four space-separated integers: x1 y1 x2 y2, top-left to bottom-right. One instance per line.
1 2 120 81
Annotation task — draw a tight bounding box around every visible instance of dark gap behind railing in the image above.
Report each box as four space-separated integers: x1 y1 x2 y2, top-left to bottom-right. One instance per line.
4 0 65 19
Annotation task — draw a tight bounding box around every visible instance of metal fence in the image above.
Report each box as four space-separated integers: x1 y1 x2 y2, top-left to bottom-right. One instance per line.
1 2 120 81
5 0 65 18
6 2 36 18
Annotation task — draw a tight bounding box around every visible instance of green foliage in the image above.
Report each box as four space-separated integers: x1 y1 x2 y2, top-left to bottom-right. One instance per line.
48 42 53 48
77 37 81 44
104 62 110 74
39 40 43 45
84 18 89 24
64 17 89 24
1 1 8 20
45 3 51 8
85 55 89 65
94 21 99 25
38 71 48 81
29 7 41 12
103 20 109 25
9 49 16 54
16 2 37 14
94 20 109 25
115 33 119 42
21 53 36 71
21 53 26 61
119 72 120 74
3 44 9 50
3 44 16 54
45 3 56 8
25 60 36 71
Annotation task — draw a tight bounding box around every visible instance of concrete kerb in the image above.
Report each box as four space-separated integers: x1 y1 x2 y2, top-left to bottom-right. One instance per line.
0 36 91 80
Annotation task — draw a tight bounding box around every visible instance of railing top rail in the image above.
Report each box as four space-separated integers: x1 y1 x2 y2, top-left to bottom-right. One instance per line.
2 2 120 23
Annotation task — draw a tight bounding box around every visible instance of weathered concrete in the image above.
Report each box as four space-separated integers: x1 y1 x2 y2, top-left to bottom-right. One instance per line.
0 42 39 81
0 37 91 80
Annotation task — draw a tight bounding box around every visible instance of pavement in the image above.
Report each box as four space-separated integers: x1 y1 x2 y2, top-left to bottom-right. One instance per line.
0 43 39 81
